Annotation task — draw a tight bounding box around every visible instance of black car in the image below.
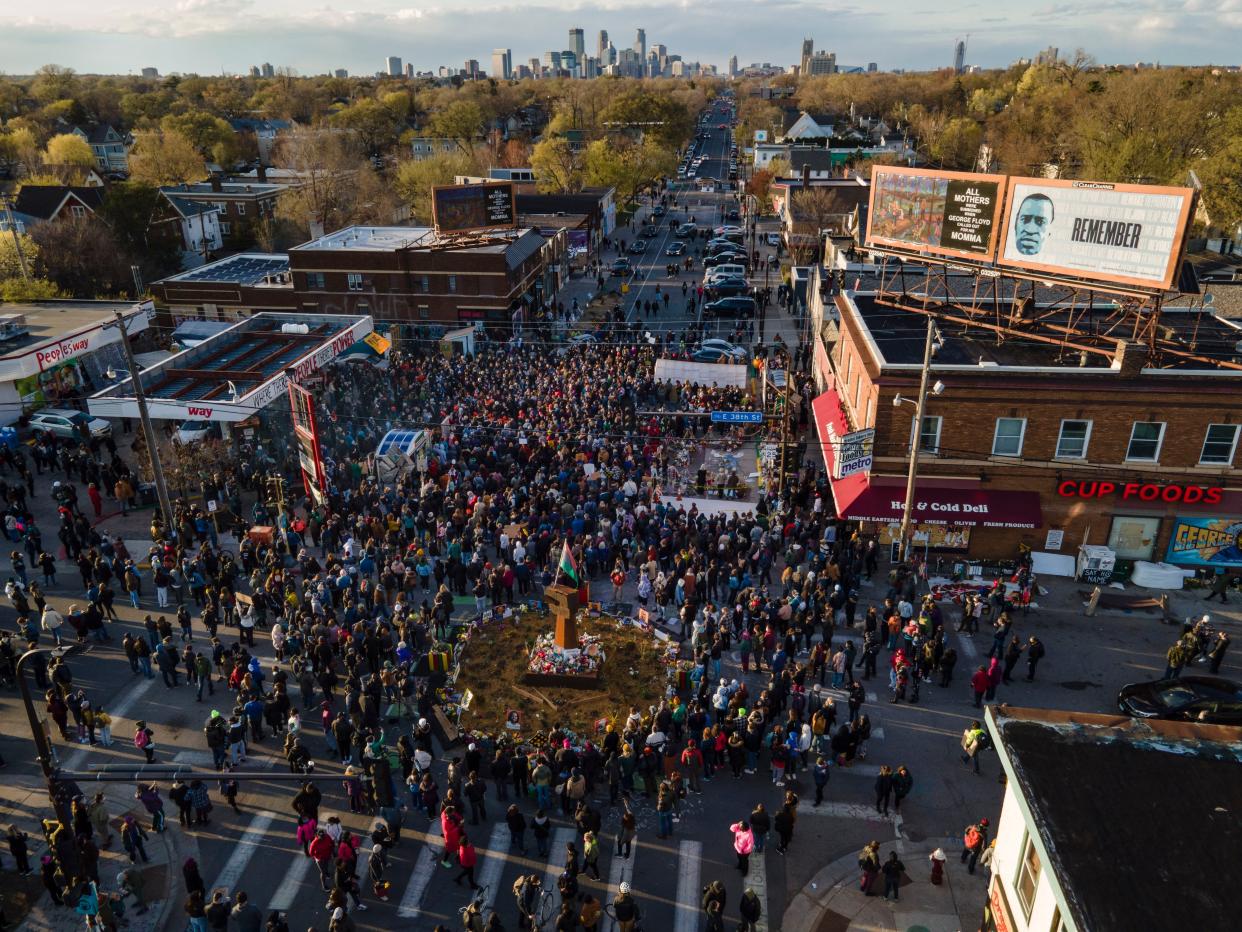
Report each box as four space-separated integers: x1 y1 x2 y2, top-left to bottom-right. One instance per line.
610 259 633 276
703 296 757 319
628 240 647 254
1117 675 1242 725
641 224 659 237
707 277 750 298
704 253 748 269
665 242 687 256
653 205 667 217
727 208 740 221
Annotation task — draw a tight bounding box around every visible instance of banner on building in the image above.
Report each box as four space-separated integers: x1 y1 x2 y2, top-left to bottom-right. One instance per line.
866 166 1005 260
997 177 1194 290
1164 516 1242 567
828 424 874 479
289 382 328 500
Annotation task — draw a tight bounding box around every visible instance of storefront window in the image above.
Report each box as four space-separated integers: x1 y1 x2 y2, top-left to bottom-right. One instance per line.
1126 422 1165 462
1015 833 1042 919
1108 515 1161 560
1200 424 1239 465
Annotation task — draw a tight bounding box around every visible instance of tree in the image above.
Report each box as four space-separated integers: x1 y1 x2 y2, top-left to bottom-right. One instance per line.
274 127 399 236
129 130 203 186
584 138 677 206
529 137 584 193
30 217 131 297
598 91 692 149
30 64 78 104
393 152 478 225
330 98 404 156
746 168 776 212
0 232 40 281
162 111 237 162
100 181 181 281
42 133 97 181
0 278 62 302
428 100 485 154
0 127 41 177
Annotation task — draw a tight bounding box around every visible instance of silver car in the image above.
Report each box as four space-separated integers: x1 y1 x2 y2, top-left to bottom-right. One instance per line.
28 408 112 441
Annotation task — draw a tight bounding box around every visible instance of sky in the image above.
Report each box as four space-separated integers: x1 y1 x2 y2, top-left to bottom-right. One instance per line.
1 0 1240 77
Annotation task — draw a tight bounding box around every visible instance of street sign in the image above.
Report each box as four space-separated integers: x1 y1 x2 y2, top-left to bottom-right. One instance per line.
711 410 764 424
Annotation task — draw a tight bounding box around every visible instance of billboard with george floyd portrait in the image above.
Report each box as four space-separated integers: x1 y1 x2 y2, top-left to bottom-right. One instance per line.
996 177 1194 291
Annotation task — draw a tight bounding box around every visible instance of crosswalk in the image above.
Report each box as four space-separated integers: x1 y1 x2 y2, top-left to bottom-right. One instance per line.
396 821 442 919
673 840 703 932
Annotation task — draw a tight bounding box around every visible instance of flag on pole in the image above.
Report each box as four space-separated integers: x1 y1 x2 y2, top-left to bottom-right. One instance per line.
557 540 579 586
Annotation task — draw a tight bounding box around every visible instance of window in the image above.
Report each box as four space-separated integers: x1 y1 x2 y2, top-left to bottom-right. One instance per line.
992 418 1026 457
69 205 88 220
347 273 364 291
236 202 246 215
1200 424 1239 465
418 305 429 320
910 415 942 454
448 275 457 293
219 222 231 235
1056 419 1092 459
1051 907 1069 932
421 275 430 293
1125 422 1165 462
306 272 325 290
1014 833 1042 919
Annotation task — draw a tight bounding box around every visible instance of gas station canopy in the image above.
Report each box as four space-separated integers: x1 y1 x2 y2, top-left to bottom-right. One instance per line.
88 312 373 422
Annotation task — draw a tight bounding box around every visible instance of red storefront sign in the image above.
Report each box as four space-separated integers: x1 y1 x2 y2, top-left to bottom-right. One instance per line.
1057 480 1223 505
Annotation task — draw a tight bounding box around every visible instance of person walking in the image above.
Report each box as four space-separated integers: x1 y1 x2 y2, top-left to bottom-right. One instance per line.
774 798 796 855
811 756 829 806
738 887 762 932
134 720 156 763
960 819 988 874
970 665 989 707
874 765 893 816
1025 636 1046 681
892 765 913 813
506 803 527 855
858 840 881 896
729 819 754 875
881 851 905 900
1205 569 1230 603
615 799 636 859
453 835 478 890
960 721 986 775
1208 631 1230 674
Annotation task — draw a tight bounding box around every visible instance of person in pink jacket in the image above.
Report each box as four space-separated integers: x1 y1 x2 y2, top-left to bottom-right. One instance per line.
730 819 755 876
440 804 464 868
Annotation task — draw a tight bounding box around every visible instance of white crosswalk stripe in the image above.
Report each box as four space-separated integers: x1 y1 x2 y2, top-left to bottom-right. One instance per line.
543 827 576 900
397 821 443 918
476 823 510 914
748 847 769 932
800 801 896 822
602 840 639 932
210 810 276 894
268 853 314 912
674 839 702 932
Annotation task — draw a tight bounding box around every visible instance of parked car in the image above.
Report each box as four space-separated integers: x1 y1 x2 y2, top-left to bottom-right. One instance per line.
28 408 112 441
1117 675 1242 725
692 348 742 364
698 339 748 361
640 224 659 237
703 297 757 319
766 232 782 246
726 208 740 221
653 205 667 217
628 240 647 254
610 258 633 276
174 420 222 445
707 277 750 298
665 242 687 256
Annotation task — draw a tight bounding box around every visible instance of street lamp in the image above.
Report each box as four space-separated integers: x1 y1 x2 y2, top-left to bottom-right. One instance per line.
893 318 943 564
17 644 86 887
104 310 175 542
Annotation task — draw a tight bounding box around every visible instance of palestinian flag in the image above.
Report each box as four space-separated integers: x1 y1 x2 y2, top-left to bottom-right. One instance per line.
557 540 579 586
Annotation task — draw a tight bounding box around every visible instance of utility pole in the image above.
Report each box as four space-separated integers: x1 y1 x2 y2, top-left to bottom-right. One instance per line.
776 363 795 500
897 318 940 564
2 196 31 282
112 309 175 539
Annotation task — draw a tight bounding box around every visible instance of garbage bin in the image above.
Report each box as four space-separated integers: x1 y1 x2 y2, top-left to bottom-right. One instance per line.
0 427 17 451
138 483 156 506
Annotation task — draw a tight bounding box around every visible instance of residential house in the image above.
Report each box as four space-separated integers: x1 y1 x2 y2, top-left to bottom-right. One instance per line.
773 176 870 254
227 117 294 165
158 177 285 250
2 186 105 233
781 111 835 141
410 137 461 160
150 193 223 267
71 124 130 174
788 149 837 180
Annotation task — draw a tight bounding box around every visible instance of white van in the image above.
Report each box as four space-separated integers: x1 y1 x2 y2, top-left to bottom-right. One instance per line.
705 264 746 281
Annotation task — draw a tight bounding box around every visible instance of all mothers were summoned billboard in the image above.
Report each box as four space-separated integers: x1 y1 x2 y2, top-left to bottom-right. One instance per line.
997 178 1194 290
866 166 1005 260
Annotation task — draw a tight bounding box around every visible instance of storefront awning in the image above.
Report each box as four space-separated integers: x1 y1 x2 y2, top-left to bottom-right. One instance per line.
811 385 869 514
843 484 1043 529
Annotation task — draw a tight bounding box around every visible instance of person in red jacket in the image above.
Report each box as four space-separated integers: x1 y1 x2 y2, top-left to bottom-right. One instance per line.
970 666 989 708
680 740 704 793
440 804 464 868
454 835 478 889
308 829 335 890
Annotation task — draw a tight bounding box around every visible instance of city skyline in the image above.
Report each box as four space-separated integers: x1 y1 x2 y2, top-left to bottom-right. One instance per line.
2 0 1238 76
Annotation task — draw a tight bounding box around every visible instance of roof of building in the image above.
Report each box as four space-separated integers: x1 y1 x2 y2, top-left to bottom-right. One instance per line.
161 181 285 199
72 123 121 144
788 149 836 172
11 186 105 221
988 706 1242 932
161 253 290 285
227 117 294 134
289 226 546 260
161 193 221 221
0 301 147 358
844 288 1242 372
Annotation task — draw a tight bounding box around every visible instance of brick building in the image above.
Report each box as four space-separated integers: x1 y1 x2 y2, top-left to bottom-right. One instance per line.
809 277 1242 568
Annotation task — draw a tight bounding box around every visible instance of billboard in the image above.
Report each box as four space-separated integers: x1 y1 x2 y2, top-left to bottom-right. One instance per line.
432 181 516 234
866 166 1005 260
1165 516 1242 567
997 177 1194 290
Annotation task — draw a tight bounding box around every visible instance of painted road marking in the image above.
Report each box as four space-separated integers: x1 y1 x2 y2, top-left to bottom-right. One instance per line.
674 840 703 932
268 853 313 911
396 820 443 918
602 839 639 932
211 810 275 894
63 675 155 770
749 844 769 932
476 823 510 914
544 827 576 904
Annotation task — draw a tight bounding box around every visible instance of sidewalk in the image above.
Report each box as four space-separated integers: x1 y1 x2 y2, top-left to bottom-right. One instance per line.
782 836 985 932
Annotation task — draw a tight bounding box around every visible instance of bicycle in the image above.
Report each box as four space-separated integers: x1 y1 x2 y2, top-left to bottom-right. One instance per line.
517 889 555 930
457 882 491 919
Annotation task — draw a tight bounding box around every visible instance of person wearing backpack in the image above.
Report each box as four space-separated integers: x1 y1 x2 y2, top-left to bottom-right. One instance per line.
133 720 156 763
960 818 989 874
